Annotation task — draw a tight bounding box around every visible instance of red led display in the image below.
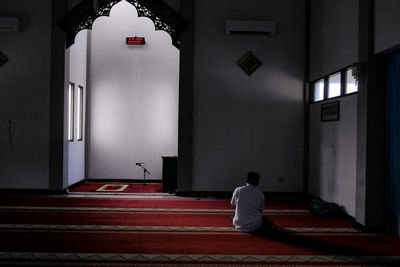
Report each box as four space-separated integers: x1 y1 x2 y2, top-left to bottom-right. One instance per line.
126 37 145 45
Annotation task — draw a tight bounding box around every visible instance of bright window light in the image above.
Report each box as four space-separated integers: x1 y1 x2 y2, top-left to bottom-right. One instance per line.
313 79 324 102
68 83 75 142
346 68 358 94
328 72 341 98
77 86 84 141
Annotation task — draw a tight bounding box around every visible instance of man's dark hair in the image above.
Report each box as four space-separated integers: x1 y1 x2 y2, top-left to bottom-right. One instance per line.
246 172 260 186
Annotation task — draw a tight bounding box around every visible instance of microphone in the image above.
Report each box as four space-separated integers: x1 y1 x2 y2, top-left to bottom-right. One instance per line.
136 162 144 166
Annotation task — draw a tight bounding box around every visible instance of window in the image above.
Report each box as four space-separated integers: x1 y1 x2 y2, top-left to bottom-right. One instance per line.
68 83 75 142
313 79 325 102
77 86 84 141
328 72 341 98
311 64 358 103
345 67 358 94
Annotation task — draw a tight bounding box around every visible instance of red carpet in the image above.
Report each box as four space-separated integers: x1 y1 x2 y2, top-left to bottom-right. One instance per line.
68 182 163 193
1 195 400 266
1 231 400 255
0 211 352 228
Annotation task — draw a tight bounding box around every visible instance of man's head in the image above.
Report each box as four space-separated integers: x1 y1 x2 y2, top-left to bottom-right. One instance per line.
246 172 260 186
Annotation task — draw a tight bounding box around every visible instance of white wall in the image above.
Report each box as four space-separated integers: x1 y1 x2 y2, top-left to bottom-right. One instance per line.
308 0 359 216
309 95 358 216
191 0 305 192
66 30 88 186
0 0 51 189
87 1 179 180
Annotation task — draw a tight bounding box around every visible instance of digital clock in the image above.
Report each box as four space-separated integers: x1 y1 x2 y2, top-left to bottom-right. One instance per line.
126 37 145 45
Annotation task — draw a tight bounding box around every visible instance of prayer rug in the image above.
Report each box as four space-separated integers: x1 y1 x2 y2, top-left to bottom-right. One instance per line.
68 182 163 194
96 184 129 192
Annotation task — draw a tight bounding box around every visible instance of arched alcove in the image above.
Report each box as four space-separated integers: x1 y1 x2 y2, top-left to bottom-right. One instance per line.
59 0 186 49
64 0 184 184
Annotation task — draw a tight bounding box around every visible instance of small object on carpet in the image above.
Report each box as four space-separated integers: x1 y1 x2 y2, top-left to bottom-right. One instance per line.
96 184 129 192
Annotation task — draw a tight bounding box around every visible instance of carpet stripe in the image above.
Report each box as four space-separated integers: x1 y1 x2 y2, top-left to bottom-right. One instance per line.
0 206 309 213
0 252 399 264
68 192 171 196
0 229 371 236
0 211 353 229
0 224 360 233
2 264 397 267
1 210 312 216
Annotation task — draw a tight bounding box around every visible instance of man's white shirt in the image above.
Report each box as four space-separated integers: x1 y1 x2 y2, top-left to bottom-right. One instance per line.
230 184 265 232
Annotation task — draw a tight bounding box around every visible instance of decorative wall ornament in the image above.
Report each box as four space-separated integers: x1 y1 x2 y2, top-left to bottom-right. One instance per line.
58 0 187 49
237 51 262 76
0 51 8 67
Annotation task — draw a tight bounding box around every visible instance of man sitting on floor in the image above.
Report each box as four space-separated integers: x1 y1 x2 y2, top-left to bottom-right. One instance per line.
231 171 266 233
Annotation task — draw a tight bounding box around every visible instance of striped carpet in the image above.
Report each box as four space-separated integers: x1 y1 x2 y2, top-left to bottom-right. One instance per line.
0 195 399 266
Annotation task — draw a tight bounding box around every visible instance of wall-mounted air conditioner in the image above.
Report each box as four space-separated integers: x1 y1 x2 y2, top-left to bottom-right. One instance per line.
0 17 20 32
225 20 276 36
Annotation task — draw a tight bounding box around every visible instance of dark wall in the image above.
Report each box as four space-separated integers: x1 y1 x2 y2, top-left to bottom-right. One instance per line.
375 0 400 54
189 0 306 192
0 0 52 189
309 0 359 81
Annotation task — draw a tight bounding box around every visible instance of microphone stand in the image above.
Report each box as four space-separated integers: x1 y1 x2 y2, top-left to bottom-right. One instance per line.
136 163 150 185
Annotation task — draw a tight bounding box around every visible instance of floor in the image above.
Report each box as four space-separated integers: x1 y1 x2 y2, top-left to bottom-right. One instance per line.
0 193 399 266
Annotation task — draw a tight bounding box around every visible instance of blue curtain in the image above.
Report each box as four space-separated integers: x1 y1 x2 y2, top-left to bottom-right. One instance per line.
387 50 400 236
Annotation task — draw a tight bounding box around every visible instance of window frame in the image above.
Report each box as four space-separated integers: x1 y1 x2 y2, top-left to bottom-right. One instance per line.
345 67 359 94
310 64 358 104
76 85 84 141
68 82 75 142
312 78 325 102
327 72 342 99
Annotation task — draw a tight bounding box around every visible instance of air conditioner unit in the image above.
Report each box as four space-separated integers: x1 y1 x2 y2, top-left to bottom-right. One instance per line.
0 17 19 32
225 20 276 36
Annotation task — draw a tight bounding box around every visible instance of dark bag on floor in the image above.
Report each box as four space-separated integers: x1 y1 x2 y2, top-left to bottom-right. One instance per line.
309 198 342 217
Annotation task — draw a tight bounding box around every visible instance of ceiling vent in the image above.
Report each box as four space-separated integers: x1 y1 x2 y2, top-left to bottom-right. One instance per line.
0 17 19 32
225 20 276 36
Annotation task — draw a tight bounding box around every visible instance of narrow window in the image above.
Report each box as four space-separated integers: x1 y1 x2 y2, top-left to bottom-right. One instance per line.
345 67 358 94
313 79 325 102
68 83 75 142
328 72 341 98
77 86 84 141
